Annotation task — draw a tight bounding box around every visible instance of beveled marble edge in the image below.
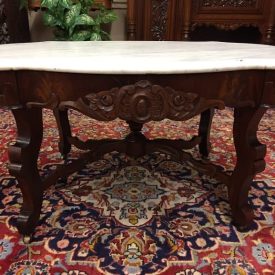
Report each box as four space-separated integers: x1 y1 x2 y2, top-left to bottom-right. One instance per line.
0 41 275 74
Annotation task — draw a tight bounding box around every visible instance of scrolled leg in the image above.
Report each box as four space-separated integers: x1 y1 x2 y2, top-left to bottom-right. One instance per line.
8 107 43 237
229 106 267 230
53 108 72 159
53 109 72 187
199 108 214 158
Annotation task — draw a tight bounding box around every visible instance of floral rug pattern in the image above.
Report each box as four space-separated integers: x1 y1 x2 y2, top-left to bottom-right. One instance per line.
0 108 274 274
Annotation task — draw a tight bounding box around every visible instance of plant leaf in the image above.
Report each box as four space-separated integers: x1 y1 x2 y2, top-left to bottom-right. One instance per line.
43 13 61 27
100 30 111 41
41 0 59 9
65 3 81 28
39 0 117 41
82 0 95 6
90 32 102 41
80 0 94 13
59 0 72 9
100 11 117 24
53 28 68 40
71 30 91 41
75 14 95 26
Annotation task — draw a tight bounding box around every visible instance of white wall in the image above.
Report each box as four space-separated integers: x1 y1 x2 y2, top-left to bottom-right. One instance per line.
110 9 127 41
28 10 54 41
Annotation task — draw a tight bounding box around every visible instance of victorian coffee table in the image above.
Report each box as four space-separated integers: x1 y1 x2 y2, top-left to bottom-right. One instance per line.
0 41 274 241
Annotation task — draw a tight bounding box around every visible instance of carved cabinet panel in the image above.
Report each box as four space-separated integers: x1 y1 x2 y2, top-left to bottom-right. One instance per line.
127 0 275 44
0 0 30 44
200 0 258 8
190 0 275 43
127 0 180 40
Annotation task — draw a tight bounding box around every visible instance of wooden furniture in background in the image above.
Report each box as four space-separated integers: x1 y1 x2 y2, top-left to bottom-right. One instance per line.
127 0 275 44
0 0 30 44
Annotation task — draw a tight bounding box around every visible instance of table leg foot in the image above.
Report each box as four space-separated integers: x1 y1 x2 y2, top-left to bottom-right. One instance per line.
232 217 253 232
229 106 267 229
231 204 254 231
22 235 32 245
8 108 43 236
199 108 214 158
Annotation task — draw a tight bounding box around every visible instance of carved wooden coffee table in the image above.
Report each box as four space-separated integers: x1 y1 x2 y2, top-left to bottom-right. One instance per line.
0 41 274 241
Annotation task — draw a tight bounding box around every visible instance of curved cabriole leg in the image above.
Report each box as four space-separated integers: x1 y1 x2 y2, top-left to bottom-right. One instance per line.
8 107 43 238
53 109 72 187
199 108 214 158
53 108 72 159
229 106 267 231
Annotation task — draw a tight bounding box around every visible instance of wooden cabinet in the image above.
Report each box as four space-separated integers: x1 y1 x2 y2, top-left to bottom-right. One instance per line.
127 0 275 44
1 0 30 43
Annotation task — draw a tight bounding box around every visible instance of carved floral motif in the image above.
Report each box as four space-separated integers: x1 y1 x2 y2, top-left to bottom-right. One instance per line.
202 0 257 8
60 80 224 123
0 0 10 44
151 0 168 41
191 22 259 31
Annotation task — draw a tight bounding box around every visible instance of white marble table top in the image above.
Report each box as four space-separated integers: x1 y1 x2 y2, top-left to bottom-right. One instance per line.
0 41 275 74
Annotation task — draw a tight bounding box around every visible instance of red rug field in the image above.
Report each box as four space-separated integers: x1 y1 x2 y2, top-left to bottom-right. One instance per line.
0 108 274 274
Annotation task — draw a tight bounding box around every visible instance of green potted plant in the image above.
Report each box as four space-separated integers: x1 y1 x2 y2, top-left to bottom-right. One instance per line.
20 0 117 41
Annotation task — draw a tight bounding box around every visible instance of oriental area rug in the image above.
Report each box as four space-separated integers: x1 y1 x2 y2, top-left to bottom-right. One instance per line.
0 108 274 275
